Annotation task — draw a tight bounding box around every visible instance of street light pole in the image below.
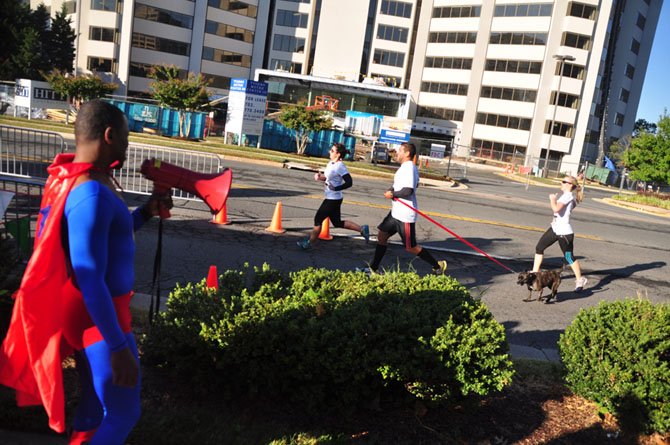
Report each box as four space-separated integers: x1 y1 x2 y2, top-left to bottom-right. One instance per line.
543 54 576 178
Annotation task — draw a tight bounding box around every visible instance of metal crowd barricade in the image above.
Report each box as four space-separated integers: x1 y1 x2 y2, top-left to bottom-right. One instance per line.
1 175 45 260
0 125 70 178
114 143 225 200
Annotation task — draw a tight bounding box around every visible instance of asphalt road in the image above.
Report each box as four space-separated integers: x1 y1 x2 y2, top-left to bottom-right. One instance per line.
127 157 670 356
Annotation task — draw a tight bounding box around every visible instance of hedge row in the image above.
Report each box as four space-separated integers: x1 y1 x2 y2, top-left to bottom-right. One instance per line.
559 299 670 434
142 265 514 409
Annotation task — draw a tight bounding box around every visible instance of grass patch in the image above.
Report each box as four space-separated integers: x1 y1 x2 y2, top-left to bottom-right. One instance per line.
612 193 670 210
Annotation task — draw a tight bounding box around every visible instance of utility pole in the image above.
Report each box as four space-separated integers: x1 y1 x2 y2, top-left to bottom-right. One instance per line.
543 54 575 178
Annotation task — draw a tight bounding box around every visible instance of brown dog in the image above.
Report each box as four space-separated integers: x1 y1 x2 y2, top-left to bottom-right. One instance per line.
517 269 562 303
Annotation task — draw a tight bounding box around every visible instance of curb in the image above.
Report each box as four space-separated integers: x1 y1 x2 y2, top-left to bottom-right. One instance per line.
596 197 670 218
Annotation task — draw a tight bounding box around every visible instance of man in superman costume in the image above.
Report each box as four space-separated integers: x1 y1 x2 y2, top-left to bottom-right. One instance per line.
0 100 170 444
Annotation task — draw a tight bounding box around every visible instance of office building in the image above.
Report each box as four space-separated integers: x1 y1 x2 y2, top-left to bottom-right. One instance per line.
30 0 663 169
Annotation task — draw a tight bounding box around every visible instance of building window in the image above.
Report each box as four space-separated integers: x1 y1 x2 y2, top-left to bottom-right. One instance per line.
630 38 640 55
205 74 232 90
202 47 251 67
416 106 464 121
63 1 76 14
369 73 401 87
372 48 405 67
619 88 630 103
625 63 635 79
481 86 537 103
477 112 532 130
636 13 646 30
429 32 477 44
380 0 412 18
205 20 254 43
89 26 116 43
557 62 585 79
472 139 526 157
273 34 305 53
271 59 302 73
129 62 187 78
568 2 597 20
377 24 409 43
276 9 308 28
87 56 115 72
550 91 580 109
432 6 481 18
421 81 468 96
614 113 625 126
485 59 542 74
425 57 473 70
544 120 574 137
91 0 116 11
562 32 591 50
489 32 547 45
135 4 193 29
207 0 257 18
132 33 190 56
494 3 552 17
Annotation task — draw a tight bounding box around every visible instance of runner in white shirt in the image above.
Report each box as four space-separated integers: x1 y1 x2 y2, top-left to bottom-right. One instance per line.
359 143 446 275
533 175 588 292
297 143 369 249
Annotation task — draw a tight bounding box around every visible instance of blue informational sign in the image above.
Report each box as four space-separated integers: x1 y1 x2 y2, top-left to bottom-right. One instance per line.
378 117 412 144
226 78 269 137
379 128 411 144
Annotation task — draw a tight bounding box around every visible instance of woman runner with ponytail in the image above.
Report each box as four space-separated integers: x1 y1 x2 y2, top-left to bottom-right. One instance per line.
533 175 588 292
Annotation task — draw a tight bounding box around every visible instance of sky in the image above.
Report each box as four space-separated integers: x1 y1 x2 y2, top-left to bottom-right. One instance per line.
636 1 670 123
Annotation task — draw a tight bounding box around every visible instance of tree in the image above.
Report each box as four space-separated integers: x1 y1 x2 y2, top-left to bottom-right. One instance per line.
48 5 75 72
278 102 334 155
0 1 32 80
148 65 211 139
45 70 118 110
633 118 657 137
623 114 670 185
11 28 43 80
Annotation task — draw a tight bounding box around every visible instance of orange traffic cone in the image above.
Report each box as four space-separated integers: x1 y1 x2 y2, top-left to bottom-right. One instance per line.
318 217 333 240
211 204 230 225
266 201 286 233
206 265 218 290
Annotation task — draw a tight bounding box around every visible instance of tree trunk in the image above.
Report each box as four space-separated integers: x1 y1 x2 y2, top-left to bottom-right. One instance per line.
178 111 185 138
184 112 192 139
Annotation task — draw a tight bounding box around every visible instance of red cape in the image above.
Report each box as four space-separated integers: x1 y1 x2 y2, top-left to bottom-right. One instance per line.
0 154 93 433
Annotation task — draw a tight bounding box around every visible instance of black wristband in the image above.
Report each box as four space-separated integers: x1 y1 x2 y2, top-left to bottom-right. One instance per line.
139 204 153 221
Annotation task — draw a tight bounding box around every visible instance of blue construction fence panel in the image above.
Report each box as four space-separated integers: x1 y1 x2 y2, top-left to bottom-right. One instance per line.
106 99 207 139
259 120 356 159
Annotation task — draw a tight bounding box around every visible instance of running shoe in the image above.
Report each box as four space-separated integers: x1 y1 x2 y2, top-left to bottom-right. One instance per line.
433 260 448 275
297 238 311 250
574 276 588 292
355 266 376 276
361 225 370 243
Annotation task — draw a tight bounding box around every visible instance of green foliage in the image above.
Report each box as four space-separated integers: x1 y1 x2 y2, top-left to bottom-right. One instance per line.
48 5 76 72
623 114 670 185
143 265 513 411
45 70 118 107
148 65 211 138
0 2 74 81
559 299 670 434
633 118 658 137
278 102 334 155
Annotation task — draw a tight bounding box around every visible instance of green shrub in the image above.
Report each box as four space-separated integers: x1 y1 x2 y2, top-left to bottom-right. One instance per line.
142 265 513 410
559 299 670 434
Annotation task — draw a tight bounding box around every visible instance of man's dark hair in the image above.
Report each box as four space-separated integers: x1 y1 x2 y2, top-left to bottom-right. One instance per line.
75 100 126 141
332 142 349 160
401 142 416 159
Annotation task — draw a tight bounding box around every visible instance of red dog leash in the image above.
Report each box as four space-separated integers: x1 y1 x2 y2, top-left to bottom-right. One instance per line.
393 198 516 274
